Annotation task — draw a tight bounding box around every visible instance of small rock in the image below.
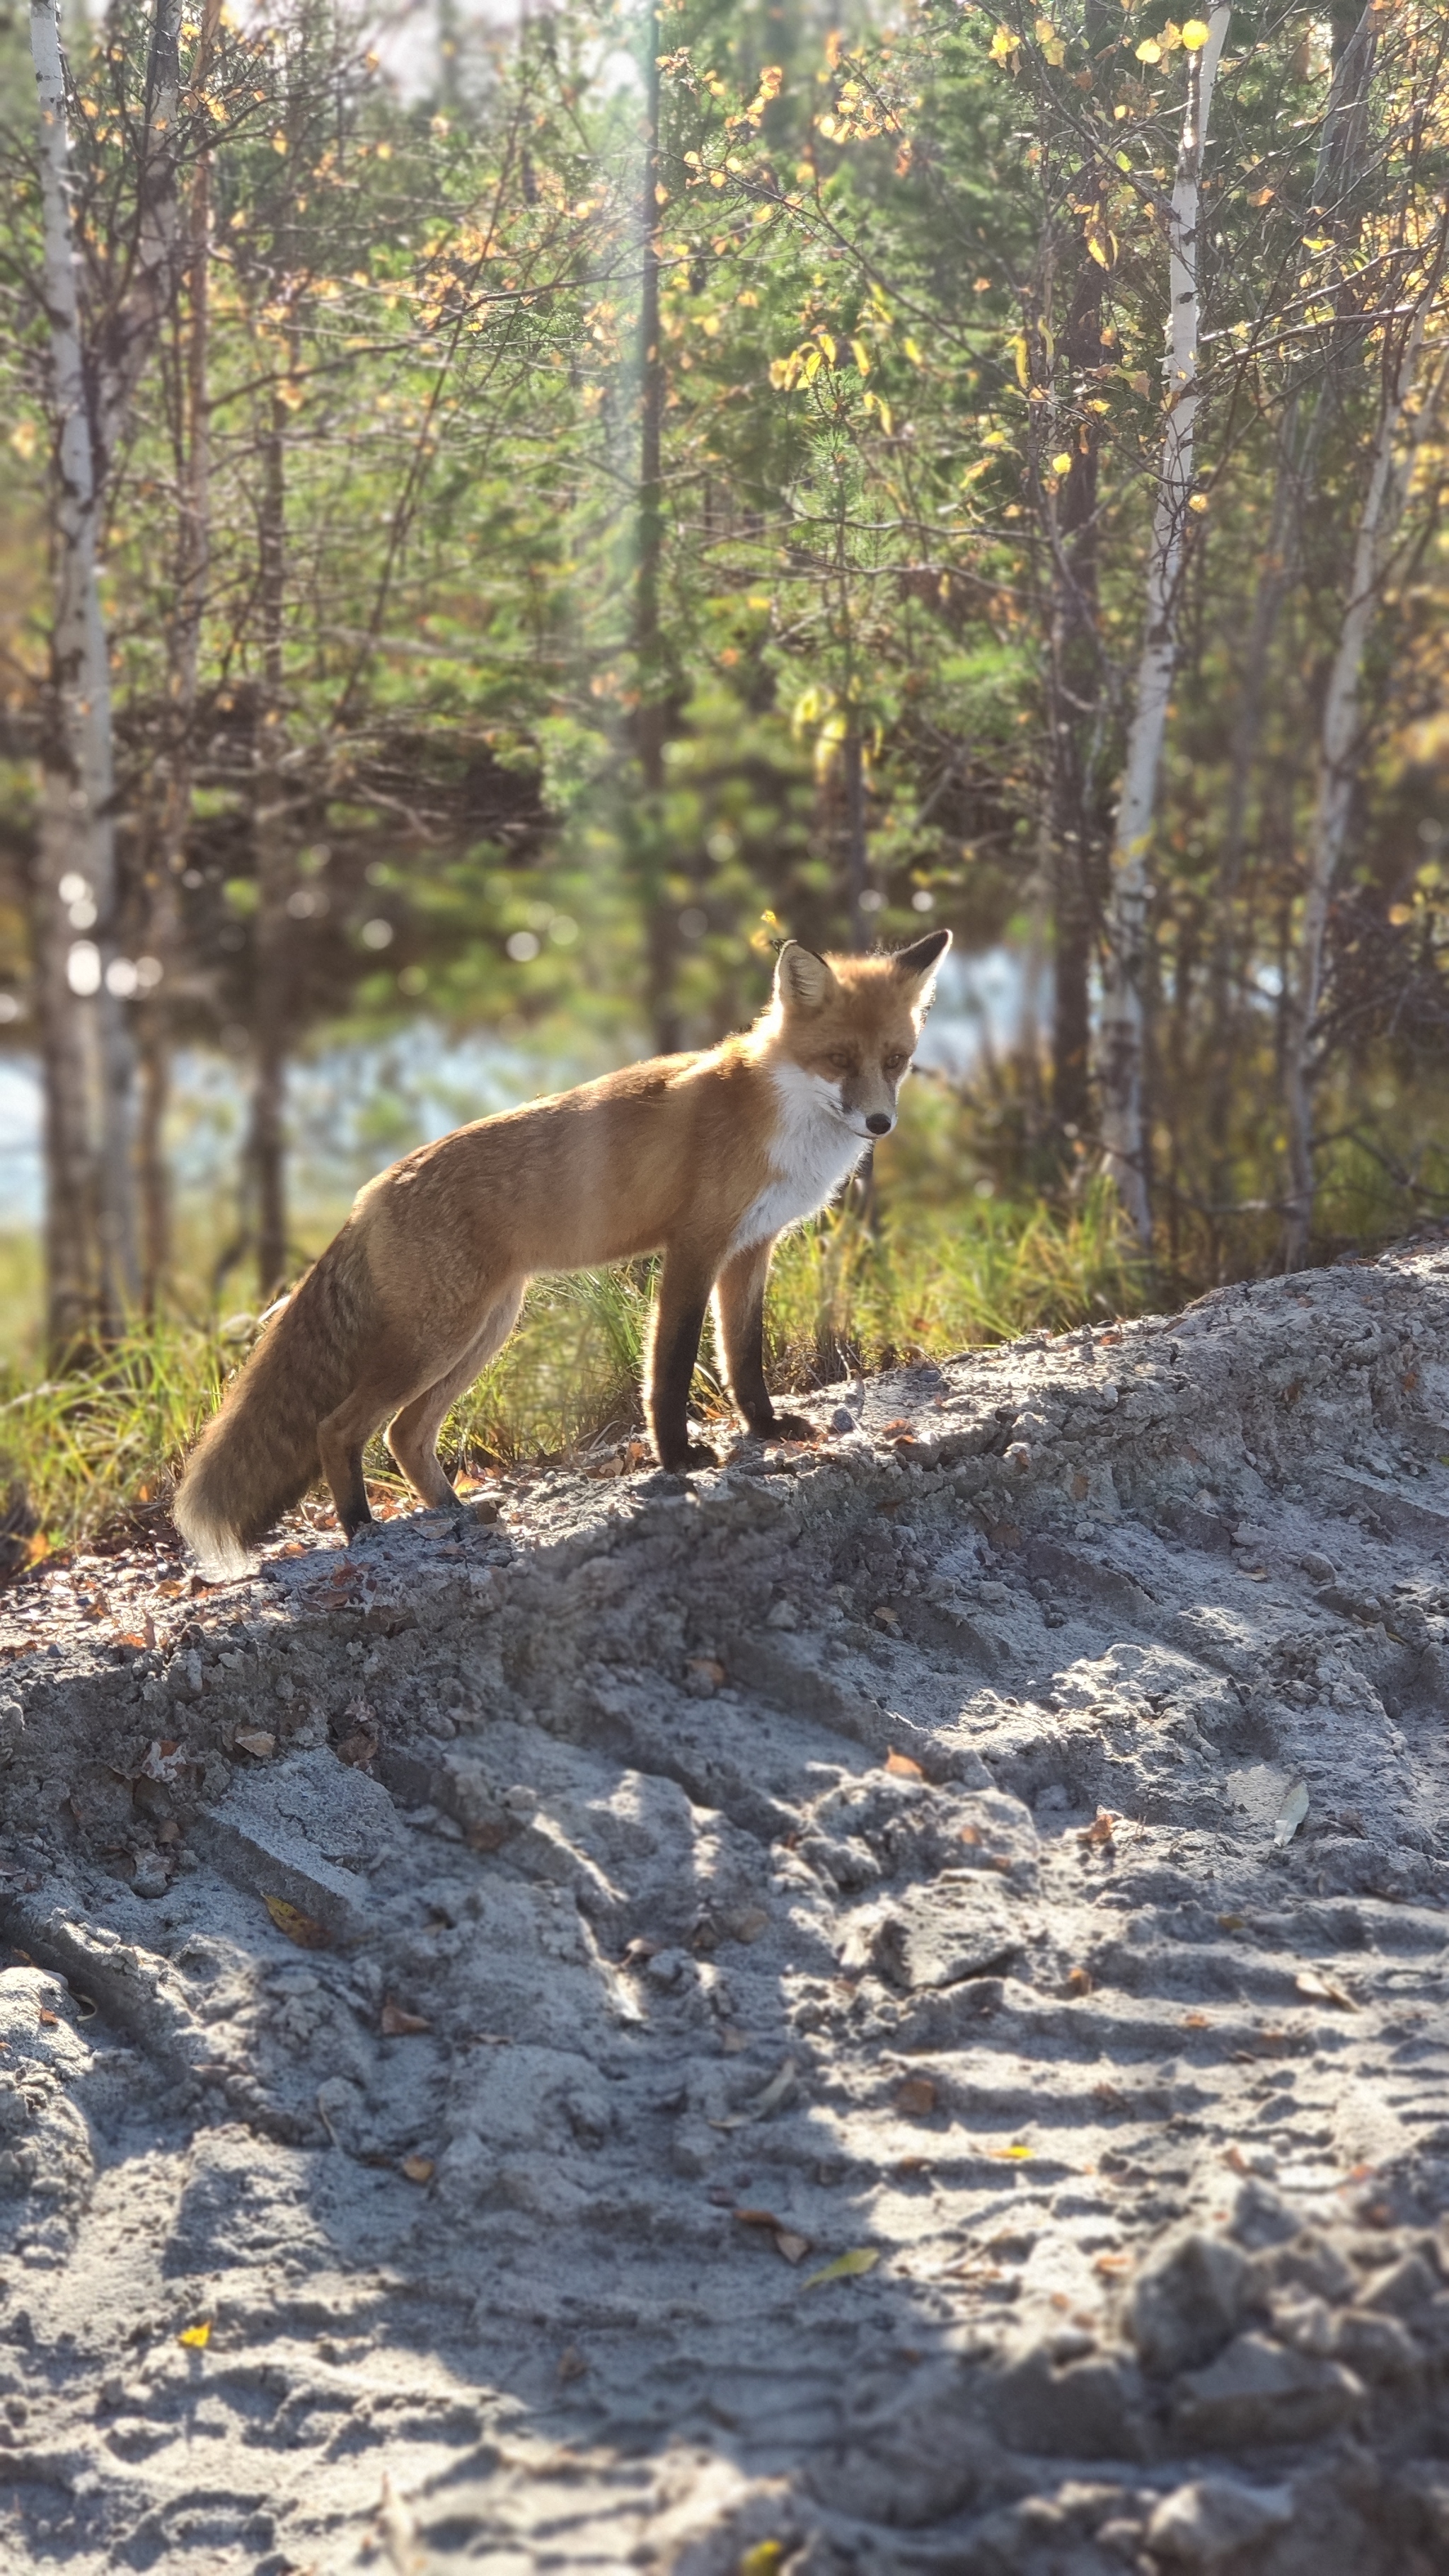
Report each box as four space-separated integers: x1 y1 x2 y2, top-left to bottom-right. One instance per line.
501 1784 538 1818
1004 1441 1032 1474
130 1853 170 1900
989 2340 1148 2461
1145 2475 1293 2567
1173 2331 1363 2447
1359 2248 1439 2318
1126 2228 1259 2376
829 1407 856 1436
1332 2307 1423 2384
1300 1549 1337 1582
765 1599 798 1631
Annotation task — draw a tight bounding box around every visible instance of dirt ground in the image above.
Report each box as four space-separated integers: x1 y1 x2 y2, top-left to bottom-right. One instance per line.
3 1245 1449 2574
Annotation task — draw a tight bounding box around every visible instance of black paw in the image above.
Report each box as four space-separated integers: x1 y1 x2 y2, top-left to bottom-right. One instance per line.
657 1440 720 1474
768 1411 819 1444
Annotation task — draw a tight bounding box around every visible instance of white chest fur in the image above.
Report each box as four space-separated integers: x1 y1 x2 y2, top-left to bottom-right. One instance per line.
729 1061 865 1257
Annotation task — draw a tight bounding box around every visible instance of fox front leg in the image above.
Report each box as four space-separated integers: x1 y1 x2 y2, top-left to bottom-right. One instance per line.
712 1240 814 1443
646 1249 719 1472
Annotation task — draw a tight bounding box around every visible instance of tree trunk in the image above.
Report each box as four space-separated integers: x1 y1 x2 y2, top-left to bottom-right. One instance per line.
1282 293 1448 1270
139 0 221 1310
30 0 128 1345
250 382 294 1303
29 0 185 1346
1044 245 1109 1142
633 6 680 1053
843 724 869 952
1203 4 1379 1225
1097 6 1231 1249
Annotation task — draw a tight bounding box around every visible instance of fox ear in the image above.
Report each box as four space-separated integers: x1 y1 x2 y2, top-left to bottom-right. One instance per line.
775 941 839 1014
891 928 951 995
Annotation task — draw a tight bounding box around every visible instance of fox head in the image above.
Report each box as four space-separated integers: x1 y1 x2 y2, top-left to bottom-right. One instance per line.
766 929 951 1141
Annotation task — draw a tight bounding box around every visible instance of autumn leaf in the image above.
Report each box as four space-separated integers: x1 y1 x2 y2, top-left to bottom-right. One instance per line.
803 2246 879 2289
1079 1808 1117 1847
262 1894 330 1949
885 1748 922 1777
1065 1965 1093 1997
1181 17 1211 47
178 2321 211 2347
381 2000 432 2035
1295 1969 1356 2010
400 2154 434 2184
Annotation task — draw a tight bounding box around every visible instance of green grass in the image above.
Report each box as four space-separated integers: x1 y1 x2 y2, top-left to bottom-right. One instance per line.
0 1182 1144 1565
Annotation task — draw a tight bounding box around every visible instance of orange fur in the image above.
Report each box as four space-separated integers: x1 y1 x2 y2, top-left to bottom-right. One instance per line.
173 931 949 1574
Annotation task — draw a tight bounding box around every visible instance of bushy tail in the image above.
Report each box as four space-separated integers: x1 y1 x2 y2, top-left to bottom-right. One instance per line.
174 1225 376 1578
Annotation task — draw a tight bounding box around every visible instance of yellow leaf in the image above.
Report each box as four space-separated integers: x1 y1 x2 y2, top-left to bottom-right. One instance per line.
10 421 37 461
1135 37 1161 62
988 24 1017 64
850 336 871 376
178 2321 211 2347
740 2547 787 2576
1010 333 1029 390
816 330 837 366
262 1894 330 1950
1051 450 1073 475
1181 16 1211 46
1188 492 1209 513
803 2246 880 2289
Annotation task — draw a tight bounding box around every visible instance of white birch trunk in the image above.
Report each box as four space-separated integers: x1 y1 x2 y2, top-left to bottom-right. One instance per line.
1281 282 1449 1270
1097 6 1231 1249
28 0 184 1339
30 0 126 1338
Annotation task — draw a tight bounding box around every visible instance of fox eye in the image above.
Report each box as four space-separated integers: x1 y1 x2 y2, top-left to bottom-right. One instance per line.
884 1051 908 1076
826 1050 855 1073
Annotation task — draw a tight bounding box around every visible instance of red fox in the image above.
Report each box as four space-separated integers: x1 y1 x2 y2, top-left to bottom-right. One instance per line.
174 930 949 1576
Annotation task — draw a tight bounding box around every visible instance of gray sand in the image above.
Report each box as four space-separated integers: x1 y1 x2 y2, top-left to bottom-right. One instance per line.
3 1245 1449 2572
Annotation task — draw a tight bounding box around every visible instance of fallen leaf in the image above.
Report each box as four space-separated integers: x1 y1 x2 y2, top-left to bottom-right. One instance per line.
114 1631 151 1651
1295 1969 1356 2009
1065 1965 1093 1997
178 2321 211 2347
1225 2144 1249 2174
734 2205 787 2229
879 1418 914 1438
262 1895 330 1950
959 1823 983 1847
557 2343 587 2381
336 1728 378 1769
233 1728 275 1760
988 2143 1034 2161
1079 1808 1117 1847
400 2154 434 2185
874 1605 901 1631
37 2007 58 2028
686 1656 725 1688
885 1748 923 1777
739 2545 787 2576
894 2075 937 2117
1093 2252 1131 2277
622 1936 662 1968
749 2057 797 2116
1182 2010 1210 2029
804 2246 879 2289
1274 1779 1310 1846
1218 1912 1245 1931
381 2000 432 2035
774 2228 812 2264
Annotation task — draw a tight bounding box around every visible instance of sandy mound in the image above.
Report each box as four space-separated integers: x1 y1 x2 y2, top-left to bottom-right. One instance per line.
3 1246 1449 2573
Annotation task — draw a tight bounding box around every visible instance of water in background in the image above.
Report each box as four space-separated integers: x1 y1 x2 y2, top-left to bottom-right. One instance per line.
0 946 1032 1233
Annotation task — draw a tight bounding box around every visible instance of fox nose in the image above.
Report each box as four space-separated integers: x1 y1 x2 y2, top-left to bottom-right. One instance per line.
865 1113 893 1138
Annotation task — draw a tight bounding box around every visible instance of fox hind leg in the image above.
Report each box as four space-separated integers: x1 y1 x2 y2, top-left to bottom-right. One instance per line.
386 1282 525 1507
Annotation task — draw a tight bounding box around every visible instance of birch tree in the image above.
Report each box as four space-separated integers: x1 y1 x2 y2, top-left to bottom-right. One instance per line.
1281 224 1449 1270
28 0 183 1346
1097 4 1231 1249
